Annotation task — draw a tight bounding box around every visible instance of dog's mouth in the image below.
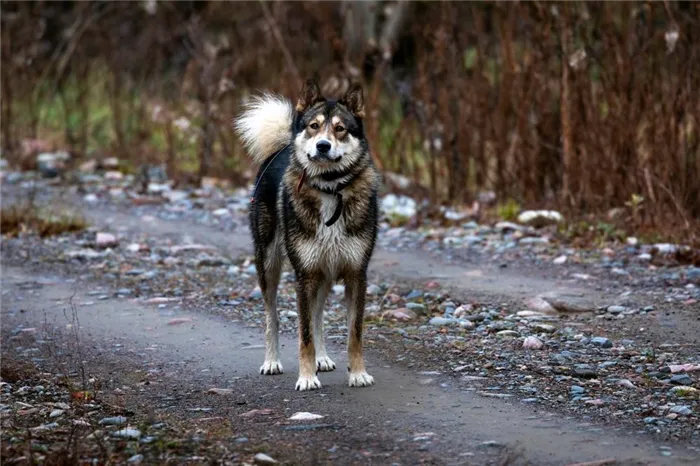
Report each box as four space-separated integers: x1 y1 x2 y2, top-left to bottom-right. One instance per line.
307 153 342 163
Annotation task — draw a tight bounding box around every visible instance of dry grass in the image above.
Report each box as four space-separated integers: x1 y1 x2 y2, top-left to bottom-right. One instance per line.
1 204 87 238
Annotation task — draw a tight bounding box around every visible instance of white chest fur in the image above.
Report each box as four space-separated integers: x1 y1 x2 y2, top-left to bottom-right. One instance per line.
294 193 366 278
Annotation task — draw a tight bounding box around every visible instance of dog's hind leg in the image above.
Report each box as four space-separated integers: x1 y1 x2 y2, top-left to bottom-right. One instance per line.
258 240 284 375
312 279 335 372
345 272 374 387
294 273 322 391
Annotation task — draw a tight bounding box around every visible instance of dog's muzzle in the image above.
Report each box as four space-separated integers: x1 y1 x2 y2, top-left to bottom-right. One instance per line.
309 140 342 162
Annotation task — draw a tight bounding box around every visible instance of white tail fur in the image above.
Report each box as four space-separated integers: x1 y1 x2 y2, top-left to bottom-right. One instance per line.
233 93 293 164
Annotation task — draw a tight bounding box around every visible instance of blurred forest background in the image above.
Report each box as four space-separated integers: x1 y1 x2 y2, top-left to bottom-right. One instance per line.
1 1 699 240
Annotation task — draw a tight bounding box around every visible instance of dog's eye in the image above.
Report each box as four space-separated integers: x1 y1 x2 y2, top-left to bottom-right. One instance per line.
309 122 319 130
335 125 345 132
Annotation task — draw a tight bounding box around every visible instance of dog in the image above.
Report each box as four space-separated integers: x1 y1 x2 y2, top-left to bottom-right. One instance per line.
234 79 380 391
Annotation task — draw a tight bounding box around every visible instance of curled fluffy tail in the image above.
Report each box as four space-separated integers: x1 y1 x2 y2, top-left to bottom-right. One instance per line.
233 93 293 164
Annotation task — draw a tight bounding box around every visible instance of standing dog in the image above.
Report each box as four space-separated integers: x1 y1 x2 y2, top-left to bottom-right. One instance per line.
234 79 379 391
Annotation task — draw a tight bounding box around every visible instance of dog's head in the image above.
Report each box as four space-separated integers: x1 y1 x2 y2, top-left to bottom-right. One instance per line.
292 79 367 175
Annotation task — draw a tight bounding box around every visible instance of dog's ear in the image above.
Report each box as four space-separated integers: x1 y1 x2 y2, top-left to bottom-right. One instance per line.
340 83 365 119
296 78 323 112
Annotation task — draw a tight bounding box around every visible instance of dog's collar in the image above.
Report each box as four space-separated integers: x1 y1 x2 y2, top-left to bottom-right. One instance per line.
297 169 352 227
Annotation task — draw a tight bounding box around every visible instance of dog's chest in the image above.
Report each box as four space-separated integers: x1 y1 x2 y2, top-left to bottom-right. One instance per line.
295 194 365 276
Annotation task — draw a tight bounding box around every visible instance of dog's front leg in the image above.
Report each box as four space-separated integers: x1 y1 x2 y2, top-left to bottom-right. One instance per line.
345 273 374 387
295 274 322 391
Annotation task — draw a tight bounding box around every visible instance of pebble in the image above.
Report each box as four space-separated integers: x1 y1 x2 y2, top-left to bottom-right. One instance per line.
128 454 144 464
669 374 693 386
496 330 519 339
254 453 279 465
669 405 692 416
96 232 118 248
553 255 567 265
618 379 637 389
606 305 627 314
49 409 65 418
99 416 127 425
332 284 345 295
289 412 324 421
570 385 585 395
429 317 457 326
405 290 423 300
522 336 543 350
113 428 141 439
366 284 382 295
591 337 613 348
406 302 427 314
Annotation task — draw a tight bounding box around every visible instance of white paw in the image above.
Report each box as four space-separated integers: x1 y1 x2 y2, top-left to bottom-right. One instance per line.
316 356 336 372
260 360 284 375
348 372 374 387
295 375 322 391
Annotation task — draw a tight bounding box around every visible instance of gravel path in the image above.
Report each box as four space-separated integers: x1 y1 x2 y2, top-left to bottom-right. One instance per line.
2 173 700 465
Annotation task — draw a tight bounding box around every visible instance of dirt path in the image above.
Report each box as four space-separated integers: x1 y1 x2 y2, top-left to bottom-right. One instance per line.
2 191 699 465
2 266 696 466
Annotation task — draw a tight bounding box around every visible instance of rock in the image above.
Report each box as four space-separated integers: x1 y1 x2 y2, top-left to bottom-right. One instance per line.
99 416 128 426
668 364 700 373
626 236 639 246
254 453 279 465
459 320 475 329
49 409 65 418
383 308 418 321
104 170 124 181
405 289 423 300
591 337 613 348
687 267 700 283
524 297 557 314
573 364 597 378
289 412 324 421
519 237 549 245
429 317 458 326
522 336 543 350
212 208 230 217
37 151 70 178
102 157 120 169
606 305 627 315
128 454 144 464
66 249 108 260
96 232 118 248
669 386 699 398
164 190 189 203
539 293 595 313
380 194 417 220
669 374 693 386
113 428 141 439
618 379 637 389
496 330 519 339
207 388 233 396
669 405 692 416
453 305 473 319
553 255 567 265
406 302 427 314
570 385 585 395
332 284 345 295
495 221 523 233
517 210 564 228
532 323 556 333
366 284 382 295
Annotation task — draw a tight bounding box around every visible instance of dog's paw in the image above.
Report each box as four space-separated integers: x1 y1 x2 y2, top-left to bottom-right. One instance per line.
295 375 322 391
260 360 284 375
348 372 374 387
316 356 336 372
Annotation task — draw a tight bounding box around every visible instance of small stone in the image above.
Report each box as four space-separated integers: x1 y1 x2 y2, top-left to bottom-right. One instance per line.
669 386 699 398
570 385 585 395
591 337 613 348
227 265 241 276
517 210 563 228
113 428 141 439
522 336 543 350
382 308 417 321
49 409 65 418
606 305 627 315
213 208 230 217
99 416 127 425
207 388 233 396
496 330 519 339
126 243 141 253
128 454 144 464
254 453 279 465
459 320 475 329
453 304 474 319
429 317 457 326
643 416 658 424
669 374 693 386
553 255 567 265
405 290 423 300
669 405 692 416
249 288 263 300
532 323 556 333
406 302 427 314
366 284 382 295
573 364 597 378
618 379 637 389
332 284 345 295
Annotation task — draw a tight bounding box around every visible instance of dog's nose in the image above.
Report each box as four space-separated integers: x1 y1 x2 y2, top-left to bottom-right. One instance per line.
316 140 331 154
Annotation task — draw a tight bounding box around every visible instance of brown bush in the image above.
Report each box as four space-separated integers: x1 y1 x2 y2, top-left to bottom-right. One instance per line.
1 1 698 240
